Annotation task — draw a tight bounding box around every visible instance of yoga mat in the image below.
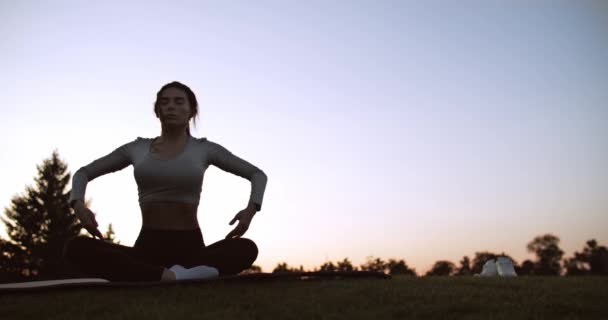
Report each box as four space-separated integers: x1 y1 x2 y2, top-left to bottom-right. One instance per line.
0 271 391 293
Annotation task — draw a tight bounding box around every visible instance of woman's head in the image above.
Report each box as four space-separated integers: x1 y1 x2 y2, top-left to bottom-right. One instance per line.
154 81 199 135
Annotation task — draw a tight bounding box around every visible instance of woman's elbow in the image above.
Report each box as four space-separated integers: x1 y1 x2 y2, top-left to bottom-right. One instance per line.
252 170 267 183
73 167 90 181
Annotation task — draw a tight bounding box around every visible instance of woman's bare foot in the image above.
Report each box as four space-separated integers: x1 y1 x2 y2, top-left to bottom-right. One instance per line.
160 268 176 281
168 264 219 280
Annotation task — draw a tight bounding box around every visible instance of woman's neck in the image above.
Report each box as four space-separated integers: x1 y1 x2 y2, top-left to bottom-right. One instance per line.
159 125 189 143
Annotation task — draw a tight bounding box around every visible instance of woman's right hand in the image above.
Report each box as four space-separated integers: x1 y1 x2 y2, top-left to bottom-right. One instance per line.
74 204 104 239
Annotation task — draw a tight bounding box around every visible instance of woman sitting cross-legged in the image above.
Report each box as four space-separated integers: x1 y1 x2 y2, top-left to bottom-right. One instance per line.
63 81 268 281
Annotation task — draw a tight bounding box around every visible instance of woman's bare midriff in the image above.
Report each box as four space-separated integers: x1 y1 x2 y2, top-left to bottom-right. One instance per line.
140 201 199 230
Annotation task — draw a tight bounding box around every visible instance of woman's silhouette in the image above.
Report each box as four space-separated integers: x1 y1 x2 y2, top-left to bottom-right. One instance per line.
63 81 267 281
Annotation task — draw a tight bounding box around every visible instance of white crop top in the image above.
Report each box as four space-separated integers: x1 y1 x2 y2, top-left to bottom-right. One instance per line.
68 135 267 209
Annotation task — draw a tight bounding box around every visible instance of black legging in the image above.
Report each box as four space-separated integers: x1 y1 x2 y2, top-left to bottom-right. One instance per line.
62 228 258 281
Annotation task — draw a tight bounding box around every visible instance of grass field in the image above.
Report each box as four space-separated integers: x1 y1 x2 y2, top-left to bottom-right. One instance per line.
1 276 607 319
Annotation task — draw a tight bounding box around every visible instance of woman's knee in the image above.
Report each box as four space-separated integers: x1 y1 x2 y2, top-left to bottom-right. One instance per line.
62 235 95 260
237 238 258 264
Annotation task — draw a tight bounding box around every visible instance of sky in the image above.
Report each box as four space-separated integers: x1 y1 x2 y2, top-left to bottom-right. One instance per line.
1 0 607 274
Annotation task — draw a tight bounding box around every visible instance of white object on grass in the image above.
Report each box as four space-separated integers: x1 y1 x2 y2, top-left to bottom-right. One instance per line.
169 264 219 280
496 256 518 277
0 278 109 289
474 259 498 277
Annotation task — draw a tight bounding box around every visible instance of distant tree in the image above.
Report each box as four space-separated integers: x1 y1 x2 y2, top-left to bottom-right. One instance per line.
527 233 564 276
102 223 119 244
425 260 456 276
387 258 416 276
272 262 291 273
318 261 337 272
516 259 535 276
455 256 472 276
272 262 304 273
241 264 262 274
359 256 388 273
565 239 608 276
586 241 608 275
563 257 587 276
0 151 82 281
336 258 357 272
0 239 27 282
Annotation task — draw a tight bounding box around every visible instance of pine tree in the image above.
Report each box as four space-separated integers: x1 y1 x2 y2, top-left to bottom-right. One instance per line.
0 150 82 280
102 223 120 244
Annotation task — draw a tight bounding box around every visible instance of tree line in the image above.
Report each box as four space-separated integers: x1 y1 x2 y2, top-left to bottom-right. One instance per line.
258 234 607 276
1 151 606 283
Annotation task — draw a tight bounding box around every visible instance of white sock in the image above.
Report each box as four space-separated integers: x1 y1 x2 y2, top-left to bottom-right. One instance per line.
169 264 219 280
169 265 186 274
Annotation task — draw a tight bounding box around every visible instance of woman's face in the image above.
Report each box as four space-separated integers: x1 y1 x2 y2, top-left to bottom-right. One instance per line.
156 87 191 126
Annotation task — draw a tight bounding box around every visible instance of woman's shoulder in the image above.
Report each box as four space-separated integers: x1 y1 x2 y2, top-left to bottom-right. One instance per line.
193 135 218 145
130 136 150 145
118 136 151 151
192 136 226 151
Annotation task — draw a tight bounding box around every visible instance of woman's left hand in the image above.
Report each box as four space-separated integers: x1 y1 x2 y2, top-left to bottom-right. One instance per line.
225 207 256 239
